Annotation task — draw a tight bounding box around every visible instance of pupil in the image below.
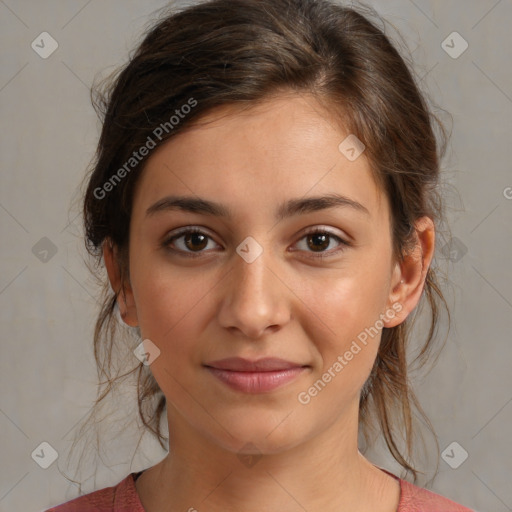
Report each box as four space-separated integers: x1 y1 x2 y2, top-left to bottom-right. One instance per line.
186 233 207 251
308 233 328 252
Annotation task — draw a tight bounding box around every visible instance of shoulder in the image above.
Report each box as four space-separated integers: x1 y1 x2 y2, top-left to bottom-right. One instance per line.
45 472 145 512
398 477 476 512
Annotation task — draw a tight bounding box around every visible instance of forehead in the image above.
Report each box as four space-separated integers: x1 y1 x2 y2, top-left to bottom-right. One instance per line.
133 93 386 222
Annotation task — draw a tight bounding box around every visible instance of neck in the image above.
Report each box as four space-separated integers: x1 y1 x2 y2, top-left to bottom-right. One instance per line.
136 402 395 512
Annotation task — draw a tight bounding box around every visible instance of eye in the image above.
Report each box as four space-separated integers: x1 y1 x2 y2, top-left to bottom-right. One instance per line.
162 227 220 257
294 228 351 259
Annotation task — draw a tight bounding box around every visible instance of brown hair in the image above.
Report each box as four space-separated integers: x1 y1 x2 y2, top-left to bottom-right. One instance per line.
70 0 452 487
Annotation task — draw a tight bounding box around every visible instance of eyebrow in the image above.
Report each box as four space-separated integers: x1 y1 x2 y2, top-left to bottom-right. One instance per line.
145 193 370 221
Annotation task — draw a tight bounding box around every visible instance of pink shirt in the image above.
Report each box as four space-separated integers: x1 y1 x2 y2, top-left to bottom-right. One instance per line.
46 468 476 511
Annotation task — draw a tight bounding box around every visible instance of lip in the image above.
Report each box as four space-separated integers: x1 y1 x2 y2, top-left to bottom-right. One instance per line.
205 357 306 372
204 357 309 393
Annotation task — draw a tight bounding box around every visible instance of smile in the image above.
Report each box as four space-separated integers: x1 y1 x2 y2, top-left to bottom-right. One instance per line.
203 357 310 393
205 366 308 393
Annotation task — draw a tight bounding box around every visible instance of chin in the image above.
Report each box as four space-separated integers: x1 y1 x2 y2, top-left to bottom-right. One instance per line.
205 413 307 456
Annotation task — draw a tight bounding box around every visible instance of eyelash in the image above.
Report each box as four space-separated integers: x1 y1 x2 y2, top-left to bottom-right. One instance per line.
161 227 351 259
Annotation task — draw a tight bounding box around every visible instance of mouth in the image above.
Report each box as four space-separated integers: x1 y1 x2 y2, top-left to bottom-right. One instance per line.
203 357 310 393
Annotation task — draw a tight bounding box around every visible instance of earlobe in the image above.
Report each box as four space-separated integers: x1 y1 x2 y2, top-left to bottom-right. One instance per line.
102 238 139 328
382 265 407 328
383 216 435 329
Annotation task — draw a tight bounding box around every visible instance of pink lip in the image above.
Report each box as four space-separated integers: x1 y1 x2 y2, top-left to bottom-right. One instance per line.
204 357 309 393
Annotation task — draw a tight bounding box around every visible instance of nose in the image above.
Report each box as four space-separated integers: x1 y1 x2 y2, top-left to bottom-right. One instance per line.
217 240 291 340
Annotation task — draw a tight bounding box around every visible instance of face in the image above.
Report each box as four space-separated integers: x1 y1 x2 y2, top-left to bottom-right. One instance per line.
109 93 417 456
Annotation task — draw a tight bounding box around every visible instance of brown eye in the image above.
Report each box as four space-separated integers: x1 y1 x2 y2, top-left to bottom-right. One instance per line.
163 228 219 255
295 229 350 259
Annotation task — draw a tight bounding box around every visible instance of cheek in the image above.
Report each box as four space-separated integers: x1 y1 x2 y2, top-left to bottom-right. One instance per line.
301 270 390 347
295 281 382 405
130 259 208 355
294 266 391 400
131 267 210 402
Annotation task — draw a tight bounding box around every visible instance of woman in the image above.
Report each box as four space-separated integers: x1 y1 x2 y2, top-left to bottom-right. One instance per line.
47 0 475 510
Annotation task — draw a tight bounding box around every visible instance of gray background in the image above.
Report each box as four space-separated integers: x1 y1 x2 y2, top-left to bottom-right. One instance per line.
1 1 511 511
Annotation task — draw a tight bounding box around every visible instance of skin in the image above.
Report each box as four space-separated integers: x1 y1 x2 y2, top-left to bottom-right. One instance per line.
103 92 435 512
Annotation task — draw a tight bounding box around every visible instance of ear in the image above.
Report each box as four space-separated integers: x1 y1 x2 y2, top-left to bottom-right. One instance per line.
382 216 435 328
103 238 139 327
